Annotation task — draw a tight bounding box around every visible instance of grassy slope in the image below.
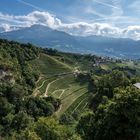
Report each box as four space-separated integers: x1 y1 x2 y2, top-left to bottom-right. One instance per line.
31 53 72 76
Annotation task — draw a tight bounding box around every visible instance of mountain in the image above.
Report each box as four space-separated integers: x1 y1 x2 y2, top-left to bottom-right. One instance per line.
1 24 140 59
0 25 82 53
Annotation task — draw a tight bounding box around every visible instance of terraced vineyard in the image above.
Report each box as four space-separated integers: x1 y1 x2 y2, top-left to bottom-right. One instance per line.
66 93 89 115
32 53 90 117
34 74 89 117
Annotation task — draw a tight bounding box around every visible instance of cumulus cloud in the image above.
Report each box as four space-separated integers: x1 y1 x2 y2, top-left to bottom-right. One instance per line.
123 26 140 40
58 22 121 37
0 24 11 32
0 11 140 40
20 11 61 28
0 11 61 29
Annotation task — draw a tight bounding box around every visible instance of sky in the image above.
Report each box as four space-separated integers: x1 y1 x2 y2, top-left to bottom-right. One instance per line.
0 0 140 40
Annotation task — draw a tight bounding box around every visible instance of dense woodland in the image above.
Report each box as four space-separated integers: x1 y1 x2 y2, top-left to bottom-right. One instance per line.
0 39 140 140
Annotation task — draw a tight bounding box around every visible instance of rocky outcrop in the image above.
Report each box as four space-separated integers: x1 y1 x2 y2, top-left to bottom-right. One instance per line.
0 68 15 84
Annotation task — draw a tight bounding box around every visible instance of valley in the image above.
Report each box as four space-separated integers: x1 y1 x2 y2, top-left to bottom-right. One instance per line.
30 48 140 120
1 39 140 140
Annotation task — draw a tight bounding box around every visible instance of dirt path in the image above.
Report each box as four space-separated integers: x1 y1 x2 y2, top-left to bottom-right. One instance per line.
37 79 47 90
52 89 63 95
33 78 48 97
59 89 65 98
43 75 69 97
35 76 42 84
51 89 65 98
43 78 60 97
35 72 73 97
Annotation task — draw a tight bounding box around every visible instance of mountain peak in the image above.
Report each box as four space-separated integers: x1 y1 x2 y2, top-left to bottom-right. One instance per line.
29 24 52 31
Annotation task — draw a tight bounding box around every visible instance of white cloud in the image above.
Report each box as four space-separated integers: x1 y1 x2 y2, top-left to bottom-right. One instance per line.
0 11 61 29
0 11 140 40
123 26 140 40
58 22 121 37
0 24 11 32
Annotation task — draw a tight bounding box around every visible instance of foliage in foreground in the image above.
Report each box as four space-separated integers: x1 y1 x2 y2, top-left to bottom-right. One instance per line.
77 86 140 140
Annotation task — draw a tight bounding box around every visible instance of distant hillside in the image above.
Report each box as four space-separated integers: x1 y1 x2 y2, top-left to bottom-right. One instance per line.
76 35 140 59
1 25 140 59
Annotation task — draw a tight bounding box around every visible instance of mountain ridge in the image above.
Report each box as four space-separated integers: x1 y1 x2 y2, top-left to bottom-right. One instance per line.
1 24 140 59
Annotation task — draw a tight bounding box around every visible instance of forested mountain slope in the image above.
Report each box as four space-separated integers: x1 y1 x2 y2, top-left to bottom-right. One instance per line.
1 39 140 140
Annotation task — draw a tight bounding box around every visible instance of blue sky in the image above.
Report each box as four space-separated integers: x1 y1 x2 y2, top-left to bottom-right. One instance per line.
0 0 140 39
0 0 139 25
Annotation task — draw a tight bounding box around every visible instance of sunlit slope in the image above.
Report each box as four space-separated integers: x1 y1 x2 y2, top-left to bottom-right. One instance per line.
31 53 72 75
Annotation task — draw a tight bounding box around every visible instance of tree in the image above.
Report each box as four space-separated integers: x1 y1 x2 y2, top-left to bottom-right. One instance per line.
25 97 55 118
11 112 33 132
35 117 73 140
0 97 15 117
0 113 14 136
59 113 75 125
77 86 140 140
90 70 130 110
10 129 41 140
76 112 95 140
